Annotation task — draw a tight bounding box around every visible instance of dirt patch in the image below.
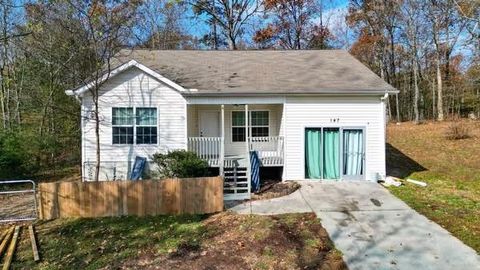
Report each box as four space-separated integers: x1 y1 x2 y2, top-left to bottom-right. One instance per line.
117 213 346 270
251 181 302 201
0 193 37 222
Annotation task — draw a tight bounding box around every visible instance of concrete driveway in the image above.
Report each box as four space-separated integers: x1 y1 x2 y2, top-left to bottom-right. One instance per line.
228 181 480 270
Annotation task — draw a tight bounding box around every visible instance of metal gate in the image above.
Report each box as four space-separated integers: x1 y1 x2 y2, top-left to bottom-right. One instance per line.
0 180 37 223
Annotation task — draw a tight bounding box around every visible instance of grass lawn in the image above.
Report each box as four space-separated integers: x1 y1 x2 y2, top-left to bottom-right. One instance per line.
387 120 480 252
3 213 345 270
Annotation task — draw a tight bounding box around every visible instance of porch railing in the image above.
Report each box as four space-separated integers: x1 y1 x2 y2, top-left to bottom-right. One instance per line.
187 137 222 166
188 136 284 167
249 136 284 166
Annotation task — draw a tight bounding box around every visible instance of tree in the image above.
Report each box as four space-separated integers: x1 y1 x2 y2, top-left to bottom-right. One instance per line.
425 0 467 121
138 0 198 49
401 0 423 124
190 0 260 50
348 0 402 122
253 0 334 49
26 0 142 181
0 0 29 129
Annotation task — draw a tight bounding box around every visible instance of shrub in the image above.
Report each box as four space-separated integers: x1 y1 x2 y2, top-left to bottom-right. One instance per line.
0 131 39 179
152 150 209 178
445 122 471 140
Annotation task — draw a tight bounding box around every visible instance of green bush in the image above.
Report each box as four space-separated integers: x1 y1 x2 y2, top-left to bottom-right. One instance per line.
152 150 209 178
0 131 39 179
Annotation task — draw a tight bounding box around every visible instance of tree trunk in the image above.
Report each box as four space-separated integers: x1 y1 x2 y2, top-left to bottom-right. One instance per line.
436 54 444 121
432 80 436 120
228 34 237 50
93 95 101 182
395 93 400 123
213 21 218 50
413 59 420 124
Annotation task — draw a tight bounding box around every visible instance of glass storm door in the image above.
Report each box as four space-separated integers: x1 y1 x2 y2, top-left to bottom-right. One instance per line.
342 129 364 179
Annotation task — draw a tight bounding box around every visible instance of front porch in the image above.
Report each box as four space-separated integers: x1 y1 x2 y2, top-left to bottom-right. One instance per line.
187 103 284 167
186 103 284 200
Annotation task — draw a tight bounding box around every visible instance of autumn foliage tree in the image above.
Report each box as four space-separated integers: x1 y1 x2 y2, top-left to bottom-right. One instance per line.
253 0 333 49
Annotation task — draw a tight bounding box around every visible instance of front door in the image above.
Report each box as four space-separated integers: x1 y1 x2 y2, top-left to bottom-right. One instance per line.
199 111 220 137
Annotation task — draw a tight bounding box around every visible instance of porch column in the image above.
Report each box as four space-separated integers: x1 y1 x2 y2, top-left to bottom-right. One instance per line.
220 104 225 176
245 104 251 196
245 104 249 154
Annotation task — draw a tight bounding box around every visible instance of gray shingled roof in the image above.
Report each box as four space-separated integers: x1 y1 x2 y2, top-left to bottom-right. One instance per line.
113 49 397 95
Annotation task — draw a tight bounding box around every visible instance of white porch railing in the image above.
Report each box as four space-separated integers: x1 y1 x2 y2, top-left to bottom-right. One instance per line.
188 136 284 167
248 136 284 166
187 137 222 166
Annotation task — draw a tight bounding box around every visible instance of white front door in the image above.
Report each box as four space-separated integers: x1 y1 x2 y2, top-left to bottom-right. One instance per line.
199 111 220 137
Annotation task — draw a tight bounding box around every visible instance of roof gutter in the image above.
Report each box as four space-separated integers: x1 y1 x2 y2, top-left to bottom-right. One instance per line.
182 90 399 97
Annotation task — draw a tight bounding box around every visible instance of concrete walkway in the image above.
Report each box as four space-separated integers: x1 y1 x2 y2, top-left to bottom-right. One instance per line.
228 181 480 270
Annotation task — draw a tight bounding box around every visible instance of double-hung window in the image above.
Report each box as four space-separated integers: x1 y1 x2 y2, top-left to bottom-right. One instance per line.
112 108 134 144
232 111 246 142
136 107 157 144
231 111 269 142
250 111 269 137
112 107 157 145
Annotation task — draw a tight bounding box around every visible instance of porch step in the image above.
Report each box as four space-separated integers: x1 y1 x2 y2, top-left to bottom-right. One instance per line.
223 166 250 200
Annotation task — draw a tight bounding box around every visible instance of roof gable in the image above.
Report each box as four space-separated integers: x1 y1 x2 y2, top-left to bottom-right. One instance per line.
65 60 188 97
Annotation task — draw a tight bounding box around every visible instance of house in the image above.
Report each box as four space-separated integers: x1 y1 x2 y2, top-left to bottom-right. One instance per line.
66 50 398 200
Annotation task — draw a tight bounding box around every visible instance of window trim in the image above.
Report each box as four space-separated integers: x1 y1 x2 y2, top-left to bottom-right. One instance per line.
250 111 270 138
135 107 158 145
111 106 158 145
231 110 271 143
112 107 134 145
231 111 247 142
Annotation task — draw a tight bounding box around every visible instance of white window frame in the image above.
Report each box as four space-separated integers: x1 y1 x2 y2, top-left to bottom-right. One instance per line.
231 110 270 143
112 107 134 145
111 106 158 145
250 111 270 138
135 107 158 145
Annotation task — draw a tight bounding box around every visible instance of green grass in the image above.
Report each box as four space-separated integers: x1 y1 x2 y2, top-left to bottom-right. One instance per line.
387 121 480 252
6 213 346 269
10 215 208 270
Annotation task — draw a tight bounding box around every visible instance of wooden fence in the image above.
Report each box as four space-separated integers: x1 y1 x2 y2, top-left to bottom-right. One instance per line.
38 177 223 219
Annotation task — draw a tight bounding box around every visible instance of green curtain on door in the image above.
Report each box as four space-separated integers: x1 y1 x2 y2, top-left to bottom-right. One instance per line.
323 128 340 179
305 129 322 179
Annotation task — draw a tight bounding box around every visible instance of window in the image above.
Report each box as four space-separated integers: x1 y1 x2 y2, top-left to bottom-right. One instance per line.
112 107 157 145
250 111 269 137
112 108 134 144
231 111 269 142
232 111 246 142
136 108 157 144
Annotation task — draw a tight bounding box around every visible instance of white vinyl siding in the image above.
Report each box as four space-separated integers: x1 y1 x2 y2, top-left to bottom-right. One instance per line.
283 96 386 181
81 67 186 176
